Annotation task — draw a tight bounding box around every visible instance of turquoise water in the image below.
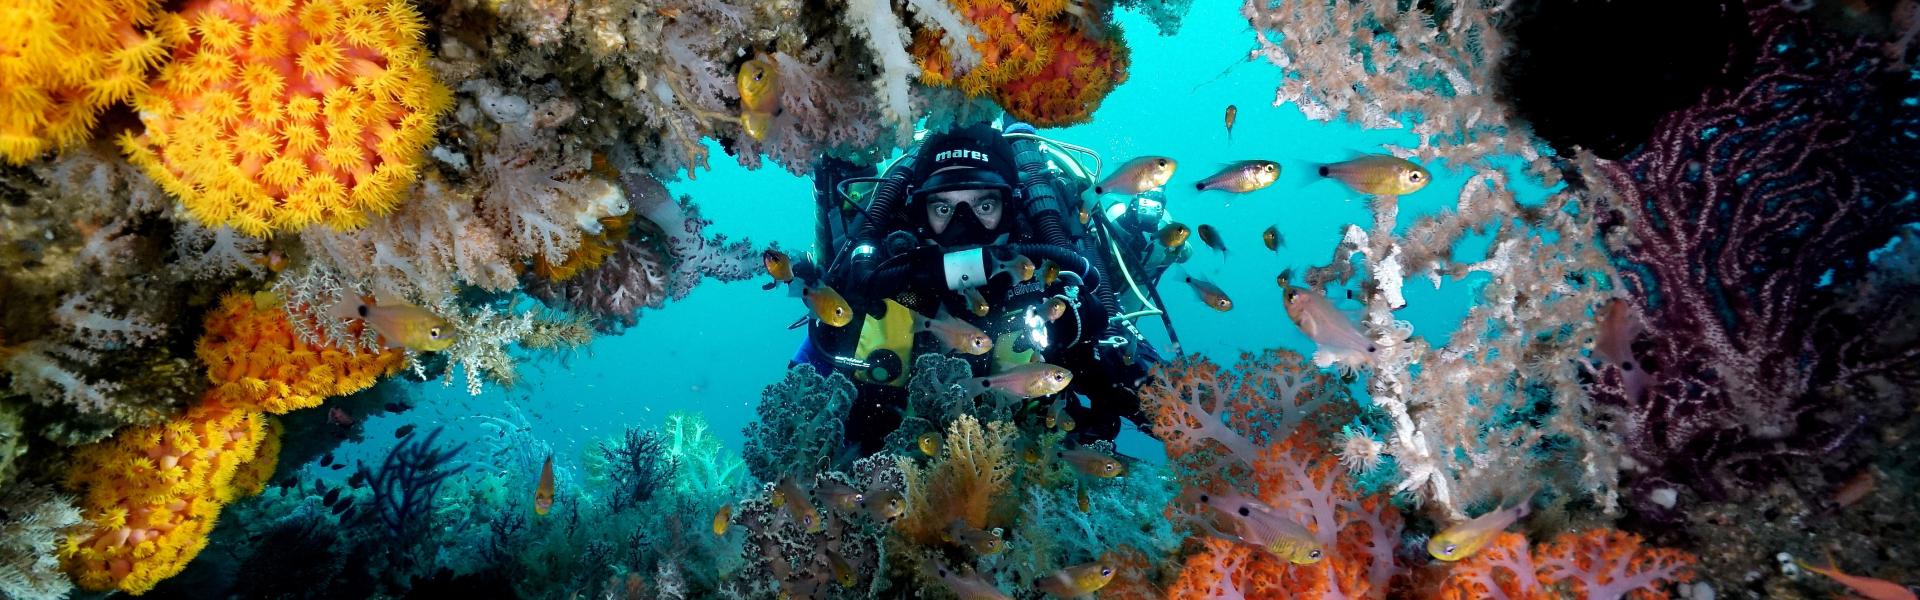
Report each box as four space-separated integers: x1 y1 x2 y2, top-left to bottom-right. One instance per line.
327 4 1513 472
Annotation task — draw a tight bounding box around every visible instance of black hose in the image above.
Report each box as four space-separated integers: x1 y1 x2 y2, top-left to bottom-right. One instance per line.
854 153 917 256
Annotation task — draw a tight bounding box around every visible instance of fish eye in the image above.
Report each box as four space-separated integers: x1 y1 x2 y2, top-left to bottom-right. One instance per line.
429 327 443 338
1155 158 1168 167
1100 568 1112 577
1103 463 1115 472
1309 549 1322 559
1443 543 1457 555
1408 171 1424 182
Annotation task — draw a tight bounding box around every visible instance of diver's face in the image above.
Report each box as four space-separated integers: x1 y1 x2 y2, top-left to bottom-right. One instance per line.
926 188 1003 235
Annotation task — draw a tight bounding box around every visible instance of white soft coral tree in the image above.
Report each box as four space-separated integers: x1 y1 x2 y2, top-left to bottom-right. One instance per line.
1249 0 1625 517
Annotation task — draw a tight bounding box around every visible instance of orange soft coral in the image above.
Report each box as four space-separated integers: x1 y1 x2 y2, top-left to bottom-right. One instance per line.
1151 350 1399 599
1438 530 1696 600
896 414 1016 547
198 291 403 414
61 402 270 594
0 0 170 164
912 0 1129 126
119 0 450 236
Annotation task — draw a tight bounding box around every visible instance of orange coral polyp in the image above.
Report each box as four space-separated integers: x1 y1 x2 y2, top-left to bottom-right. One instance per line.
121 0 449 236
0 0 170 164
198 291 402 414
910 0 1128 127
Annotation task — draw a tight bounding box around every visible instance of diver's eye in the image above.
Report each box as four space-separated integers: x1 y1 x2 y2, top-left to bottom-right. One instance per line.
975 200 999 215
933 203 954 217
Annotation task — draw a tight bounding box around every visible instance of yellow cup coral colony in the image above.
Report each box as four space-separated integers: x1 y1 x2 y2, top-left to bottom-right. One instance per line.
199 291 404 414
62 404 278 595
118 0 452 236
63 292 400 594
0 0 171 165
912 0 1130 127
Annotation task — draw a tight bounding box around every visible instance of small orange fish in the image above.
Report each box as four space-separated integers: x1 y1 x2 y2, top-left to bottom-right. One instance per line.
1094 156 1177 196
344 299 456 352
803 283 852 327
737 54 782 141
993 254 1035 283
1195 161 1279 194
1796 556 1917 600
1318 154 1430 196
1035 560 1115 598
1224 105 1237 141
917 431 943 457
713 504 732 535
943 520 1006 555
827 548 857 587
1429 501 1529 562
814 480 865 513
1185 277 1232 312
860 488 906 522
1039 259 1061 286
1834 469 1877 508
1196 224 1227 257
1262 225 1283 252
1075 484 1090 513
963 287 990 317
762 249 794 290
1594 298 1646 400
926 561 1012 600
960 362 1072 398
916 308 992 355
773 476 826 533
534 455 556 515
1156 223 1191 248
1057 448 1125 478
1280 271 1374 369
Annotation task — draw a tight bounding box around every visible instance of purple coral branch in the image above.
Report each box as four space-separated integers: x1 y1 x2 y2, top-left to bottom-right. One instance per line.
1592 1 1919 504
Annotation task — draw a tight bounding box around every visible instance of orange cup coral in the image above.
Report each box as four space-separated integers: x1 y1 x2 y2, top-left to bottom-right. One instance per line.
63 291 399 594
119 0 451 236
913 0 1129 127
61 402 275 594
198 290 403 414
0 0 170 164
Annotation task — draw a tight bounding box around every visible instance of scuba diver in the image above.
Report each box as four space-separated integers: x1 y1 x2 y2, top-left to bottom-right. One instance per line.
792 121 1193 454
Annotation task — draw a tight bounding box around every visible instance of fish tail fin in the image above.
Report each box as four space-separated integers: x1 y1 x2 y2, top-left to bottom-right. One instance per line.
762 281 778 291
1317 165 1332 177
959 377 988 398
1194 181 1208 192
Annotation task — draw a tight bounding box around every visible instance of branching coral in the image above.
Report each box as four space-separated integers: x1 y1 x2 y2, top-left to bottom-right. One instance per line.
357 426 469 570
1588 1 1920 508
0 484 83 600
118 0 451 236
1147 350 1400 598
598 426 678 512
912 0 1132 126
1438 530 1696 600
0 0 169 165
